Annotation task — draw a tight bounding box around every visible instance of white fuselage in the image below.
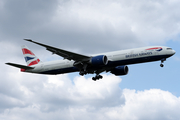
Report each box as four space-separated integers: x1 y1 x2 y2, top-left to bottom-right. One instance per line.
24 46 175 75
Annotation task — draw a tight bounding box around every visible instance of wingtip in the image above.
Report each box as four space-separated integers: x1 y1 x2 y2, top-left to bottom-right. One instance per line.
24 39 32 42
5 62 14 65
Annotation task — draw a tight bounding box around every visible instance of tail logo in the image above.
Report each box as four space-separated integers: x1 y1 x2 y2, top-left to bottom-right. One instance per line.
22 48 35 55
22 47 41 66
25 57 35 62
28 59 40 66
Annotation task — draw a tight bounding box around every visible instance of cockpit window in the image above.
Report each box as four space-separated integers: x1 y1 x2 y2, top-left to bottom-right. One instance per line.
167 48 172 50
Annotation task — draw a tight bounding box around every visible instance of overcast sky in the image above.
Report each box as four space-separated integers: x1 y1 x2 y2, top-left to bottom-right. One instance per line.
1 0 180 120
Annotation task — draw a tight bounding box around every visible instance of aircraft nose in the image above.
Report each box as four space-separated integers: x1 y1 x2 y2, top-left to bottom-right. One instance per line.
172 50 176 55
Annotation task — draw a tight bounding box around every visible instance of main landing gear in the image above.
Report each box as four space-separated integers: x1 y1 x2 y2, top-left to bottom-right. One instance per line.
78 64 104 81
160 58 166 67
79 63 88 76
92 75 103 81
79 71 103 81
79 70 87 76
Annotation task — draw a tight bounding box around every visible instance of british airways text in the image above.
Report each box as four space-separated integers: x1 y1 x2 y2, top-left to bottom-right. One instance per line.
126 52 152 58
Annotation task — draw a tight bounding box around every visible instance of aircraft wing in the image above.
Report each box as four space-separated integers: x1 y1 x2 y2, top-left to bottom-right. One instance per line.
24 39 90 61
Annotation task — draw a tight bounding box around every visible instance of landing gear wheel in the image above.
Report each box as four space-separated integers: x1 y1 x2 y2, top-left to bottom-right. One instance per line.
79 71 87 76
79 71 84 76
160 64 164 67
92 75 103 81
98 75 103 79
160 58 166 67
92 77 96 81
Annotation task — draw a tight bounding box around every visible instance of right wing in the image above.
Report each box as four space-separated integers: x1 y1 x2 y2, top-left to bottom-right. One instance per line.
24 39 90 62
6 63 34 69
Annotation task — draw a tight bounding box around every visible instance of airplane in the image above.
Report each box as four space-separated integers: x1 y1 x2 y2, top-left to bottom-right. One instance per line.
6 39 176 81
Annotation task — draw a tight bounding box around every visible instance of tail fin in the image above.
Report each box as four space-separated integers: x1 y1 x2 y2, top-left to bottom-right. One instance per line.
22 45 41 66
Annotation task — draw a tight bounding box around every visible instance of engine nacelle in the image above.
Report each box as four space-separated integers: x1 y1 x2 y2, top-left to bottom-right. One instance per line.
90 55 108 66
110 65 129 76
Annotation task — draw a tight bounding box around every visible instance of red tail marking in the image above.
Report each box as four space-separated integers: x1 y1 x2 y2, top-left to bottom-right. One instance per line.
21 68 26 72
22 48 35 55
28 59 40 66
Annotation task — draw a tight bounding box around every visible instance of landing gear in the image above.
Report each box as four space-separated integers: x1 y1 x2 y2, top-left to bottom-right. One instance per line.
79 70 87 76
78 63 88 76
160 58 166 67
160 64 164 67
92 75 103 81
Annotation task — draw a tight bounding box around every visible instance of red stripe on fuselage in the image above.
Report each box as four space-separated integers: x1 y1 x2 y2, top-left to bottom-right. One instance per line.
22 48 35 55
146 47 162 50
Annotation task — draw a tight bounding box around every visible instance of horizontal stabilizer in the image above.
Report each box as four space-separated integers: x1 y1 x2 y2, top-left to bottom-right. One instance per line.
5 63 34 69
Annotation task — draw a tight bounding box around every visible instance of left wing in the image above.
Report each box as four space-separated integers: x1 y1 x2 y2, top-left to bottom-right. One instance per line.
24 39 90 61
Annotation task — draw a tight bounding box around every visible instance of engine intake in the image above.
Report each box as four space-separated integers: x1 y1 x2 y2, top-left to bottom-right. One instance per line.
110 65 129 76
90 55 108 66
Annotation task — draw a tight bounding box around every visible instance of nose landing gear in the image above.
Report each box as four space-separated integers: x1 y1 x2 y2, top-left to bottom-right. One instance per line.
160 64 164 67
160 58 166 67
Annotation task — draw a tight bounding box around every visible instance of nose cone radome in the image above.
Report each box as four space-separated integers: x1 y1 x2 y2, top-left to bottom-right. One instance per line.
172 50 176 55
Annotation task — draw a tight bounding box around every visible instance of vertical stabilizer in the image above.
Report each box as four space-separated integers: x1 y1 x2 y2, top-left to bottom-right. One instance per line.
22 45 41 66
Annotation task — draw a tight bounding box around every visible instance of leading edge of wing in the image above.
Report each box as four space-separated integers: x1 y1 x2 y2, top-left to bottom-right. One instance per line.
24 39 90 61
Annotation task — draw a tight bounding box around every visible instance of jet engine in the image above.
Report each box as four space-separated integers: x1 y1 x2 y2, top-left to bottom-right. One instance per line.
110 65 129 76
90 55 108 66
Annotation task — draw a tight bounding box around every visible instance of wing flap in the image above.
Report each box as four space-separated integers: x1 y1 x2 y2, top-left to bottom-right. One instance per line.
24 39 90 61
6 63 34 69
